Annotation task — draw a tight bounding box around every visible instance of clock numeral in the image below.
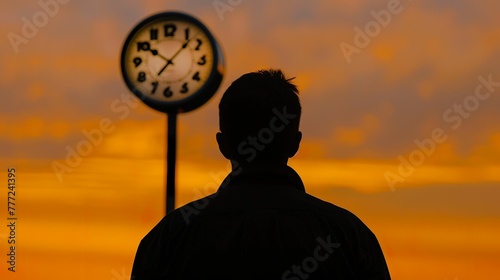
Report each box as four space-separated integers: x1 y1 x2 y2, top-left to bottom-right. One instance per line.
137 42 151 51
138 72 146 82
163 86 173 97
133 57 142 67
137 41 158 55
164 24 177 37
150 28 158 40
151 81 159 94
192 71 201 82
180 82 189 94
195 39 202 51
185 28 190 40
197 55 206 66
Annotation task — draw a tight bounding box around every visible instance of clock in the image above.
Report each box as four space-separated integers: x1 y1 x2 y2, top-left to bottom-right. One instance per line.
121 12 224 113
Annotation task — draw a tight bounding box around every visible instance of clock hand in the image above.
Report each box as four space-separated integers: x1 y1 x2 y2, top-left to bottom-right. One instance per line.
140 42 170 62
140 43 160 58
144 46 170 62
166 31 201 65
157 60 173 76
155 51 174 76
153 51 169 62
157 31 201 76
148 46 174 76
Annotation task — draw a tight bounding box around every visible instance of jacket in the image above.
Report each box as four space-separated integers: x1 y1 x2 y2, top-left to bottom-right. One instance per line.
131 164 391 279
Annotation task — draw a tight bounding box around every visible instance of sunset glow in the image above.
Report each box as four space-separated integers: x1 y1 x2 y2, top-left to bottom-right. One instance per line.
1 0 500 279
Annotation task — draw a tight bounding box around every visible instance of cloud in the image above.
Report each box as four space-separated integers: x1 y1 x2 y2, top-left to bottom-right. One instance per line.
1 0 499 166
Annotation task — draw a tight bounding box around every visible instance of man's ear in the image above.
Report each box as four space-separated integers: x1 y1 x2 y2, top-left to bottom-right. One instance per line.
216 132 233 160
287 131 302 158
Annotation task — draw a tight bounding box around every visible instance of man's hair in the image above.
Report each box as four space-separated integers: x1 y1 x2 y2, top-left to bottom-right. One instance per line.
219 69 301 163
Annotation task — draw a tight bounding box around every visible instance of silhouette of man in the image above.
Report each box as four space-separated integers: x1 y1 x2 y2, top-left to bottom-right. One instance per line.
131 69 391 279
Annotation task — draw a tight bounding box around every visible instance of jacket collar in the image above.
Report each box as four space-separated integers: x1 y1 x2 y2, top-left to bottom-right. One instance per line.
218 163 305 192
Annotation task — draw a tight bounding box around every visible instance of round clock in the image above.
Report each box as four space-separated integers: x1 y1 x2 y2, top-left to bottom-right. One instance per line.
121 12 224 113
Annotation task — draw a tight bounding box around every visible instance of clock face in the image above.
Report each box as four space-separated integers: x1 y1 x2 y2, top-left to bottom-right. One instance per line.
121 12 224 113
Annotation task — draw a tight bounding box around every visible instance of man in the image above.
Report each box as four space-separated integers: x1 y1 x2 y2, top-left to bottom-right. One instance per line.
131 69 391 279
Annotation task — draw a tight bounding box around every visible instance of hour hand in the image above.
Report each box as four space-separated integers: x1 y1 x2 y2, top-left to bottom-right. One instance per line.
138 42 160 57
140 43 168 61
151 49 171 62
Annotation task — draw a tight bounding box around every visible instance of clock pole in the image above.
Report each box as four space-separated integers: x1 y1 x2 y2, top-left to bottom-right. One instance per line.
166 112 177 214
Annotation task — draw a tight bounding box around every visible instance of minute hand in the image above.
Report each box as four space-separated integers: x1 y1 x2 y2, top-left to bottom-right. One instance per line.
157 32 200 76
167 31 200 64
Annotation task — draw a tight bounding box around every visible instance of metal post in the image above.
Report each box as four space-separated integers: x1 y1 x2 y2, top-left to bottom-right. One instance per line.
166 112 177 214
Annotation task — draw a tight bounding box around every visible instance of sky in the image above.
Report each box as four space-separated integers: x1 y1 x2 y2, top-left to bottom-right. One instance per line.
1 0 500 279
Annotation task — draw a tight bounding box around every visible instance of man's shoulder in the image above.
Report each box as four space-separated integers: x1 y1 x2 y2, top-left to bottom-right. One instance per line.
294 190 368 226
160 186 367 232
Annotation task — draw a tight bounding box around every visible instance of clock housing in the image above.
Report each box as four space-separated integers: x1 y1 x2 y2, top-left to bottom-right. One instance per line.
121 12 224 113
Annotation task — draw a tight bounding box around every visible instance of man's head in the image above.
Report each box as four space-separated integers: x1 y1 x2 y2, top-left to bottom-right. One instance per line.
217 69 302 165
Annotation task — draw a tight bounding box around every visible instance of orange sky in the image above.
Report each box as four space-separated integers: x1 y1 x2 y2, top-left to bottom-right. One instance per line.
1 0 500 279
